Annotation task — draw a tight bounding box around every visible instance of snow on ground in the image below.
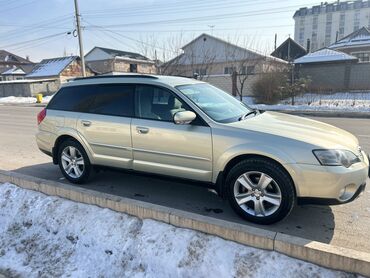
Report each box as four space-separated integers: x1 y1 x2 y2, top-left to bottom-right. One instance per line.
0 183 358 278
243 92 370 112
0 95 52 104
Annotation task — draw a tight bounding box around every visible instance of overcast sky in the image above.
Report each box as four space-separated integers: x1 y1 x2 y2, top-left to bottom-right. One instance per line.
0 0 321 62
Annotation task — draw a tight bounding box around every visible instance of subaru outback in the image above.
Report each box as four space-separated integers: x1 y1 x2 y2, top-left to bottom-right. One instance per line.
36 75 369 224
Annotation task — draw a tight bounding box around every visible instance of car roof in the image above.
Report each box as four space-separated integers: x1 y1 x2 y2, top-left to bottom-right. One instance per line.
64 74 205 88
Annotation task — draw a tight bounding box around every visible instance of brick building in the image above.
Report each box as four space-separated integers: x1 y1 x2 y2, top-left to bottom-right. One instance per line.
84 47 156 75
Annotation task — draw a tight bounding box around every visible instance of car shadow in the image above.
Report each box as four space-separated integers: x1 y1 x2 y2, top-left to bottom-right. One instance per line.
13 162 335 244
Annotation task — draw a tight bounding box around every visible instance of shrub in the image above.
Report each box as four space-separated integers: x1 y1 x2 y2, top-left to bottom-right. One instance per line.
252 71 286 104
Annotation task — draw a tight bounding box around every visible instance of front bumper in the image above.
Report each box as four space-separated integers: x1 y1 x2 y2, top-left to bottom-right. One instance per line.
286 152 369 205
298 182 366 205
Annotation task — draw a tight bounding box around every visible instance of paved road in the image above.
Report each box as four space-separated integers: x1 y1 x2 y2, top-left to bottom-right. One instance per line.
0 105 369 253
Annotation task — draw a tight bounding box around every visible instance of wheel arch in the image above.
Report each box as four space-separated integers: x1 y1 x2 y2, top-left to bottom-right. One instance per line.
215 153 297 199
52 133 92 165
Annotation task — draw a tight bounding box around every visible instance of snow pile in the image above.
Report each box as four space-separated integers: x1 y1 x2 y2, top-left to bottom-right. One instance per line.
244 92 370 112
0 95 53 104
0 183 353 277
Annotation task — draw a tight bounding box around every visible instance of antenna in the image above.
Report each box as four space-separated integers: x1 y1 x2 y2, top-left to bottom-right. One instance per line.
208 25 215 35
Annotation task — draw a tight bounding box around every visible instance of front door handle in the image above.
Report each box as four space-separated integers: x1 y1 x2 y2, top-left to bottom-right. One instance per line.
81 120 92 127
136 126 149 134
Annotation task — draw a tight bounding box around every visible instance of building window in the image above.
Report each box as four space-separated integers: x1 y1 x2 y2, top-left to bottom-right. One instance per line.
224 67 236 74
312 15 318 30
129 64 137 73
354 10 360 31
339 27 345 37
339 13 346 37
325 13 332 46
243 66 255 75
352 52 370 63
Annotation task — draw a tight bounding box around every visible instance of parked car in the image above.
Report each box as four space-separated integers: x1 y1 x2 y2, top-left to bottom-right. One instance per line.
36 75 369 224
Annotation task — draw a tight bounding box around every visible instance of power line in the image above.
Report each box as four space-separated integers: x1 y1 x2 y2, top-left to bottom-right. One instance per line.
83 3 319 29
85 24 293 33
1 0 39 13
83 0 283 18
0 31 71 49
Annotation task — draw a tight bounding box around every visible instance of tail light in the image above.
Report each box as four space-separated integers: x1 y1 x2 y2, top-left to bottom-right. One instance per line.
37 108 47 125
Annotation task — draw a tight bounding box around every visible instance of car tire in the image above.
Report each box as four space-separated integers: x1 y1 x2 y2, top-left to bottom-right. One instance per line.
57 139 91 184
225 158 295 225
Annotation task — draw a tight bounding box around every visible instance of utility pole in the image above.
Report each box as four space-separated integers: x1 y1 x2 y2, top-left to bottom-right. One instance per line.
74 0 86 77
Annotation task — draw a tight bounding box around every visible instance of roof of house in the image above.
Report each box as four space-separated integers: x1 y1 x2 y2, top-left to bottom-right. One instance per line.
26 56 78 78
329 27 370 49
164 33 287 66
1 66 26 75
271 38 307 61
85 46 151 61
0 50 33 64
294 48 358 64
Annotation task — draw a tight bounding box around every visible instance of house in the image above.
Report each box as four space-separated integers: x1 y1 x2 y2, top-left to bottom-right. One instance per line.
329 26 370 62
0 50 34 81
294 48 370 91
271 38 307 62
26 56 93 82
0 56 93 98
162 33 287 96
84 47 156 75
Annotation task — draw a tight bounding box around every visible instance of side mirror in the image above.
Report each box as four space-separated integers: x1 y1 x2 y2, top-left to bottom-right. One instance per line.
173 111 196 125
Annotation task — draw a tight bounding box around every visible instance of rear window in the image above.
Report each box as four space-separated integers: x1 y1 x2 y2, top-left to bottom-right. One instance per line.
47 84 134 117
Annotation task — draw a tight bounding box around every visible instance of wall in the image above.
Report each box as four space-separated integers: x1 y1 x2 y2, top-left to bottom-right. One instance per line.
297 61 370 91
60 60 94 82
202 74 259 96
86 59 156 74
0 80 59 97
86 60 114 74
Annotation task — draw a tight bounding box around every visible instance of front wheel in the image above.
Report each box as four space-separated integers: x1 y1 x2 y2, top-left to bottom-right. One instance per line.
225 158 295 225
58 139 91 184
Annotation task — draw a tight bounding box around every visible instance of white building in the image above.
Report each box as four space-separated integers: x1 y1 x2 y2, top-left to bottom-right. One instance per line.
294 0 370 52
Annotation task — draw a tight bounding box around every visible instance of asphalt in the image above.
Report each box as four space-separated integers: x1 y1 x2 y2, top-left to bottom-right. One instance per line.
0 105 369 253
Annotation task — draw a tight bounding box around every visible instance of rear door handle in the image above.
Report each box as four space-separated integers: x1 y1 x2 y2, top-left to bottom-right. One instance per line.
136 126 149 134
81 120 92 127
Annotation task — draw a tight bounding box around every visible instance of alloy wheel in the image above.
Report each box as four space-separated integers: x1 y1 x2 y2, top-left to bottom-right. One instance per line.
61 146 85 179
233 171 282 217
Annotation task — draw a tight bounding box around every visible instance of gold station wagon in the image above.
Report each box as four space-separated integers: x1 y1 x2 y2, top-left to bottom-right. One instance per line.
36 75 369 224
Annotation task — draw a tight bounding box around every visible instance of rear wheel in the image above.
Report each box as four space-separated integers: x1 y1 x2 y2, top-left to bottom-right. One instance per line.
225 158 295 225
58 139 91 184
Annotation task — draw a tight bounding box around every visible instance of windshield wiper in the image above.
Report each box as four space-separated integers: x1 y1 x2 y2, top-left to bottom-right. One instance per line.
239 110 258 121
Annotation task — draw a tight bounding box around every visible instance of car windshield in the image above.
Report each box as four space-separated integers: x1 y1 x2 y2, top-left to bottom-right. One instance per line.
176 83 252 123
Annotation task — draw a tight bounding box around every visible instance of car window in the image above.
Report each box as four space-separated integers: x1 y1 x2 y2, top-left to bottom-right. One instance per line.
47 84 134 117
135 85 187 122
176 83 252 123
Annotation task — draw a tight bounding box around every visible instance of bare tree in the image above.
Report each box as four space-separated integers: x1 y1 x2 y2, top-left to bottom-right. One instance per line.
223 37 267 101
160 34 217 79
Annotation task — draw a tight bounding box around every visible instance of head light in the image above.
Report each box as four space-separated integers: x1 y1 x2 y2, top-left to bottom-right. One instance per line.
313 149 361 168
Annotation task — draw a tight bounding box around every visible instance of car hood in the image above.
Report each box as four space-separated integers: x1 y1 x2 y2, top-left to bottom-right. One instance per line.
227 111 359 152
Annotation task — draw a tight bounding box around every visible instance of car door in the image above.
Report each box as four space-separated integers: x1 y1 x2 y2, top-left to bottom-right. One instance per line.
76 84 135 169
131 84 212 182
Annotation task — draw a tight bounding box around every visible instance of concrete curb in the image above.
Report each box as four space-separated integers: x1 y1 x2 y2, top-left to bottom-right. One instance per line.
0 170 369 276
277 110 370 119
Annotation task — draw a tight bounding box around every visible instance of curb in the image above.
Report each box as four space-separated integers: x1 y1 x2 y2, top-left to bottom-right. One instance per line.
275 110 370 119
0 103 46 107
0 170 369 276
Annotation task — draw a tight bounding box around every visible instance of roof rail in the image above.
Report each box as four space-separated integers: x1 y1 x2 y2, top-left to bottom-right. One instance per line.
71 74 158 81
